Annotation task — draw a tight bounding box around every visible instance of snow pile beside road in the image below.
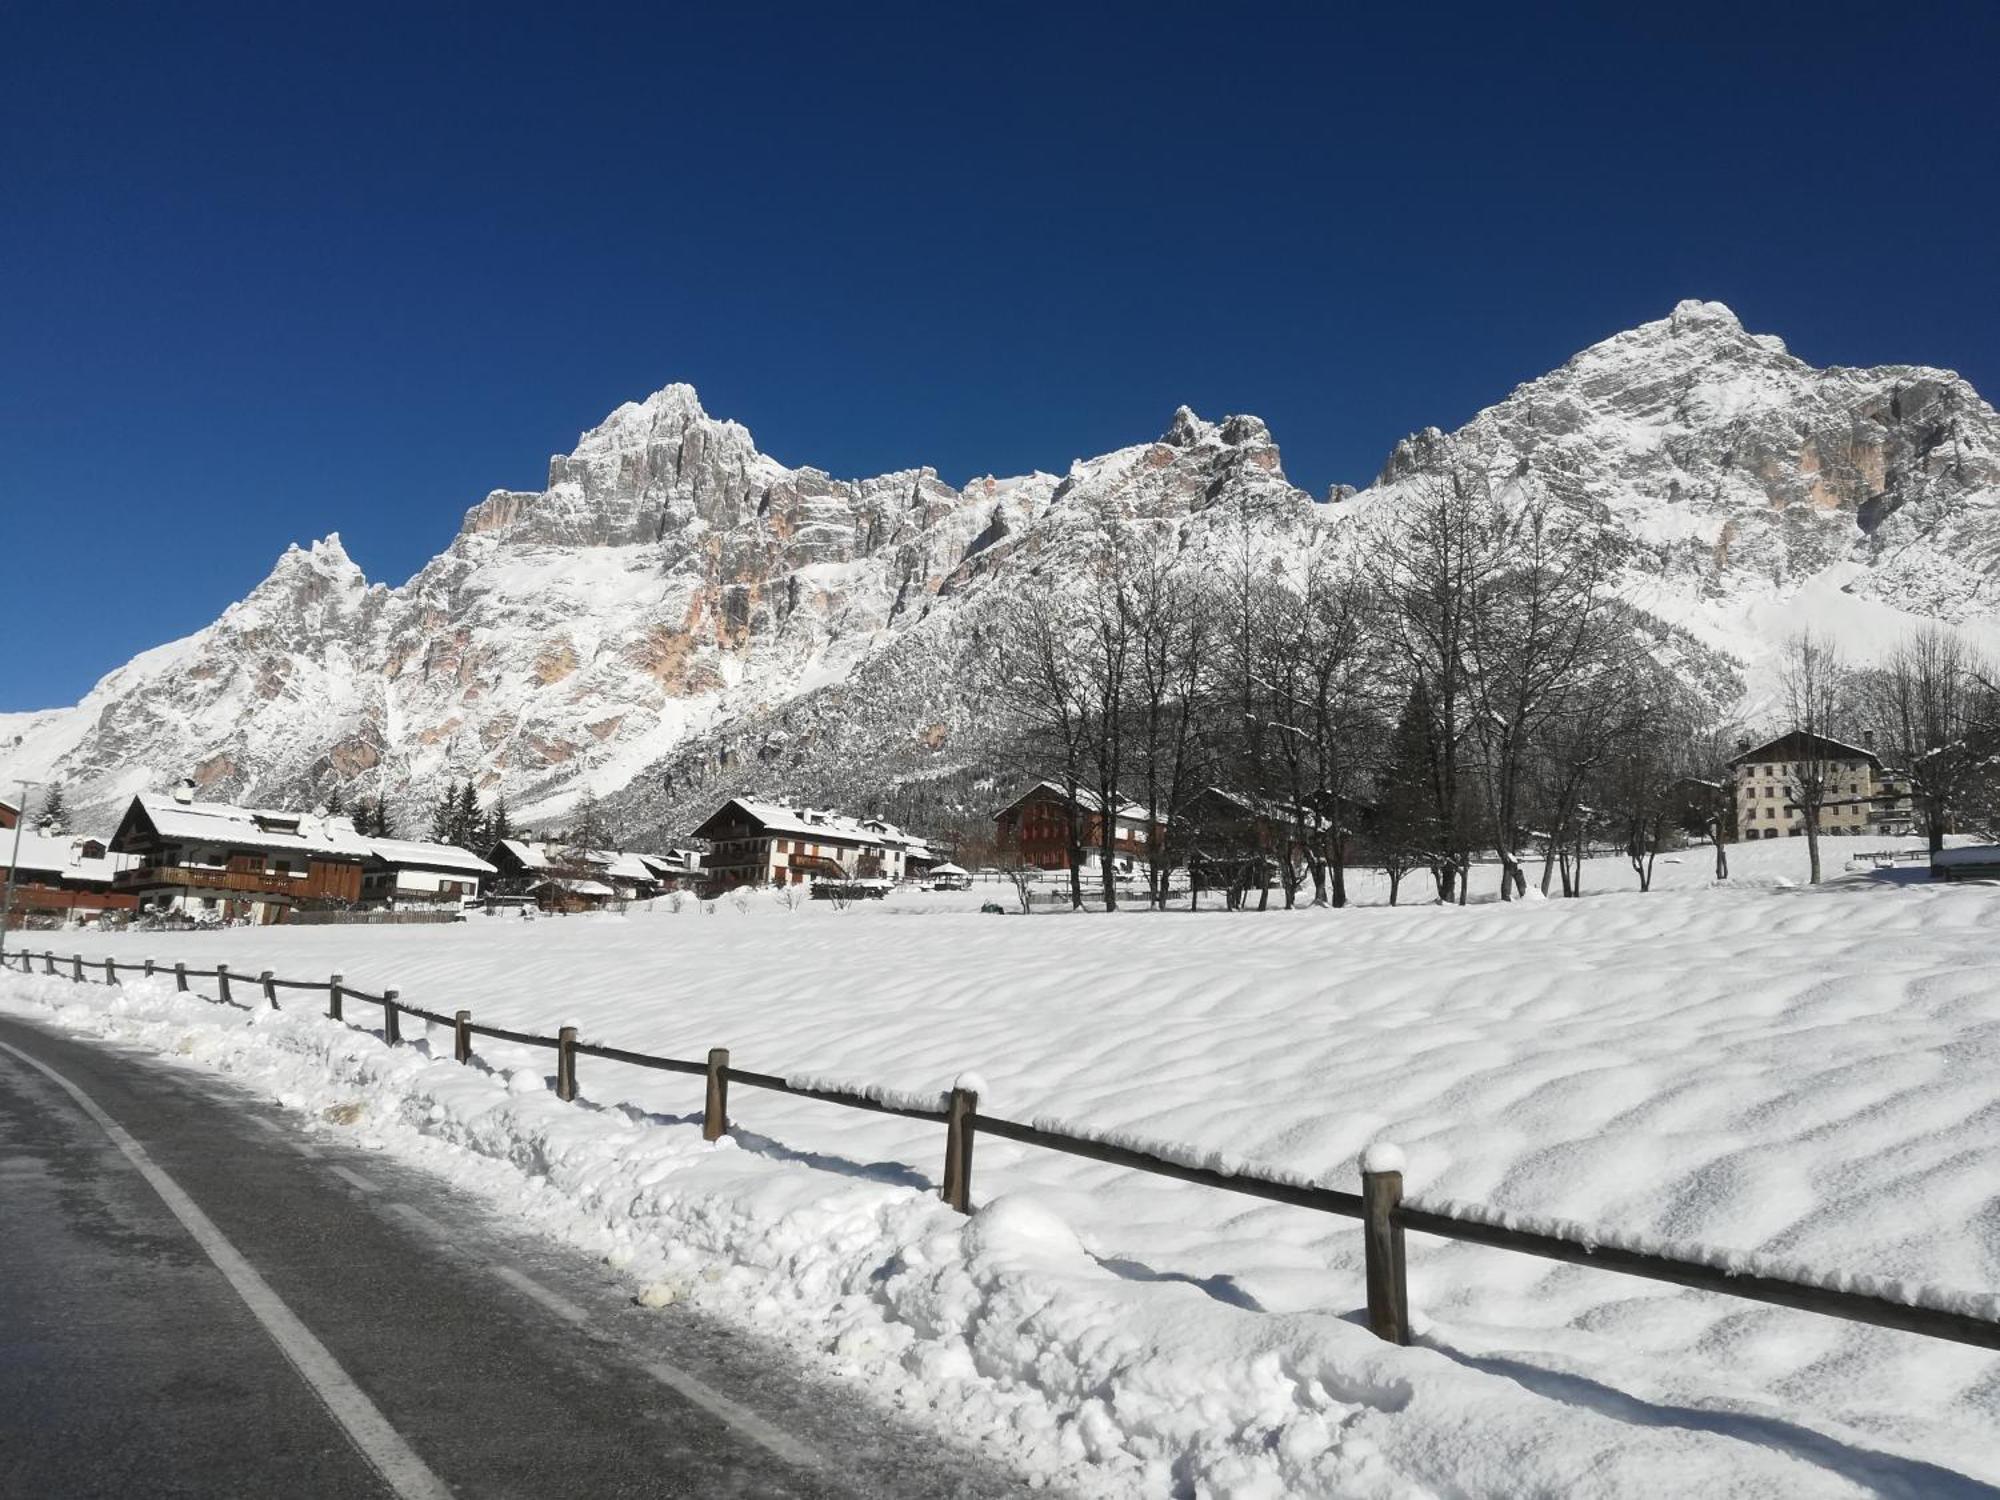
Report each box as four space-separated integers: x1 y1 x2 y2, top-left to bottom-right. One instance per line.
0 962 1946 1499
9 839 2000 1493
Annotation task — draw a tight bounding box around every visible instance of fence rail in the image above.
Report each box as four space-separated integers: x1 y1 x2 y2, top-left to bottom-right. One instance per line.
6 945 1997 1353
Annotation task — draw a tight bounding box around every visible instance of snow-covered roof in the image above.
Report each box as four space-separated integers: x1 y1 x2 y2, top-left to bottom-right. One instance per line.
993 781 1164 825
0 829 136 883
1730 731 1882 768
1197 786 1330 832
590 849 655 883
496 839 655 882
124 794 375 859
494 837 551 871
365 837 497 875
697 798 918 848
534 877 615 897
928 862 969 877
638 849 701 876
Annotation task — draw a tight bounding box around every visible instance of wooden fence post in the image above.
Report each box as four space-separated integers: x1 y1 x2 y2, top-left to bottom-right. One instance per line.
72 954 84 982
261 970 277 1009
941 1085 978 1214
105 957 118 986
703 1048 730 1141
453 1010 472 1064
1361 1149 1411 1346
216 964 231 1005
383 988 401 1045
144 957 156 978
44 950 57 976
328 973 343 1021
174 961 187 992
556 1027 577 1102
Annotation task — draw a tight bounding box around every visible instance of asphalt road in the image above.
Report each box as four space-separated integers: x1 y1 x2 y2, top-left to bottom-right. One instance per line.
0 1015 1043 1499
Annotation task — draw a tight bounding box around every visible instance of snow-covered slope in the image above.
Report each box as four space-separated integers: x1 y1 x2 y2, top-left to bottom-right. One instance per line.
1352 299 2000 701
8 305 1998 833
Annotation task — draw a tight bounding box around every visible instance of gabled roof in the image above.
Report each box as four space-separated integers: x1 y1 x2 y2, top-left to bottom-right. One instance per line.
0 829 136 883
638 850 702 877
1730 730 1882 769
694 797 910 847
117 794 375 859
365 837 497 876
532 877 616 898
992 780 1164 825
1190 785 1330 833
493 839 654 882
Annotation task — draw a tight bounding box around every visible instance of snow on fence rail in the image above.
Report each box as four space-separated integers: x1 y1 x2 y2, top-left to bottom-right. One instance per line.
10 945 2000 1354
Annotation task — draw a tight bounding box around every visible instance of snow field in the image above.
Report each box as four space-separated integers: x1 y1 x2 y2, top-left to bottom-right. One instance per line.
7 835 1999 1496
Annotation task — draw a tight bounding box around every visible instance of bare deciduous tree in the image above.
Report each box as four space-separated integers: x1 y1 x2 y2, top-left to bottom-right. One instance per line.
1777 628 1852 885
1859 627 1999 853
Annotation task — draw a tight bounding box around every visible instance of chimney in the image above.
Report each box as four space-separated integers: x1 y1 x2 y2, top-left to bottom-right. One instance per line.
172 778 196 805
1862 728 1876 750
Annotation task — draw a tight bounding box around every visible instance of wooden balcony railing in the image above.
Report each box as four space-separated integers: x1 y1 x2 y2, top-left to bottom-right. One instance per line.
114 866 301 899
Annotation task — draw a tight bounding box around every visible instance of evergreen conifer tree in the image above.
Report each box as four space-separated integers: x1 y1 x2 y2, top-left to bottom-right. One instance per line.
429 781 458 844
487 795 514 846
455 781 481 848
39 782 69 833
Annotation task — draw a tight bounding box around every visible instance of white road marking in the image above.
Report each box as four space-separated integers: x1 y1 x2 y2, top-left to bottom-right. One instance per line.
328 1165 381 1195
641 1361 822 1470
0 1039 453 1500
489 1265 588 1324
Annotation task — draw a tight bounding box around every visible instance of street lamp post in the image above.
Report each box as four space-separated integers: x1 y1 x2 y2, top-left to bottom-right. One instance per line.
0 781 42 966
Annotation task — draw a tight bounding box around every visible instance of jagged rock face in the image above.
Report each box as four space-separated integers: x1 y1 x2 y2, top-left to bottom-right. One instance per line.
8 303 1999 835
1369 300 2000 614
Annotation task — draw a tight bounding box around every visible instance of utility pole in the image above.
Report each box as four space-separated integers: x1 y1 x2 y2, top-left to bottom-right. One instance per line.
0 780 42 965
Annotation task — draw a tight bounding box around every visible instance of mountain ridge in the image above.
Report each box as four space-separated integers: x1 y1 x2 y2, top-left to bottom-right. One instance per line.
8 301 1998 837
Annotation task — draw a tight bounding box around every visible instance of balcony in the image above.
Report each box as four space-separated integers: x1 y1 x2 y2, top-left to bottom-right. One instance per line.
115 865 300 901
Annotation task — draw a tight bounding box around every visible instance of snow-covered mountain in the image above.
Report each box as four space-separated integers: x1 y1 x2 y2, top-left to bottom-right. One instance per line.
7 302 1997 836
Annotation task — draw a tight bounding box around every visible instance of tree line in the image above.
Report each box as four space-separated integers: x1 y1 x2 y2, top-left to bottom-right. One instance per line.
981 464 2000 911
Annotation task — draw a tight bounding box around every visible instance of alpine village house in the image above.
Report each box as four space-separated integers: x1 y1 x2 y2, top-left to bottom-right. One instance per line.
1729 731 1917 840
110 783 374 924
692 799 936 891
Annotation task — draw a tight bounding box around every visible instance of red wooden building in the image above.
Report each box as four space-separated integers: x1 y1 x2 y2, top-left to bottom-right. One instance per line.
991 781 1164 875
0 829 139 926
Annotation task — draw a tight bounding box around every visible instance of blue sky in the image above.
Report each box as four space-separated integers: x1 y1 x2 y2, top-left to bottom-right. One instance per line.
5 2 1997 710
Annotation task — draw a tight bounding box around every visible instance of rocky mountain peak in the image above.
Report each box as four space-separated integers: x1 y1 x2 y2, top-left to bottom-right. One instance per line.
1162 405 1210 447
9 304 1999 837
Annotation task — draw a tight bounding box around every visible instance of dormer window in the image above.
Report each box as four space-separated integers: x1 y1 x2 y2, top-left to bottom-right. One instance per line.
253 814 301 835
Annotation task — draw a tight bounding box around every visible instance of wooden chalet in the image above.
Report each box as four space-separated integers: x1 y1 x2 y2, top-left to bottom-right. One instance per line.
0 794 19 831
692 799 930 891
991 781 1163 875
0 829 139 926
110 783 371 924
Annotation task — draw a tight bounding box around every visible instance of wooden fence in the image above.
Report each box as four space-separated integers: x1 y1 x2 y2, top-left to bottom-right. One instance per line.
6 945 1997 1353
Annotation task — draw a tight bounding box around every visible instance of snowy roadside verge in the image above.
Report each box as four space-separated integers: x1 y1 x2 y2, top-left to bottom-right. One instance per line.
0 970 1936 1499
